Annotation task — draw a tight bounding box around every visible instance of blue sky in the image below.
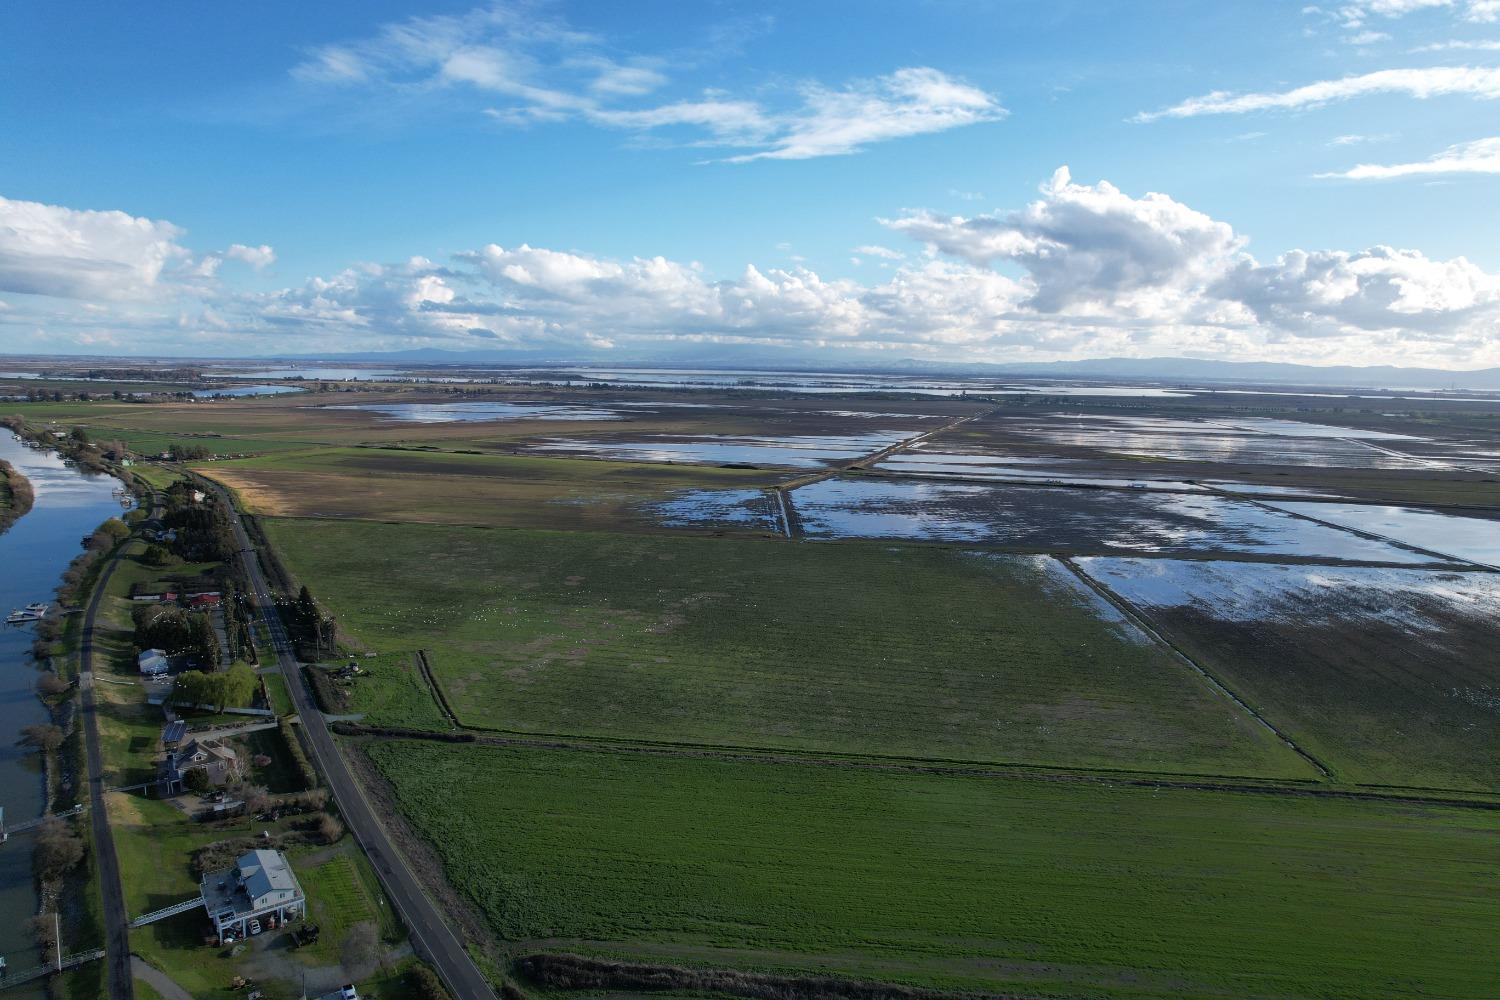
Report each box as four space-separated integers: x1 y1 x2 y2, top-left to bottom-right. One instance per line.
2 0 1499 366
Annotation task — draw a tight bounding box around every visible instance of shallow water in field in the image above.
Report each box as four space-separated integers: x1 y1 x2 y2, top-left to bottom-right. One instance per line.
193 384 304 398
329 402 626 423
529 431 912 468
875 451 1208 491
786 477 1440 561
994 414 1435 468
1268 502 1500 567
1075 557 1500 632
212 367 402 380
1210 418 1420 440
649 488 785 533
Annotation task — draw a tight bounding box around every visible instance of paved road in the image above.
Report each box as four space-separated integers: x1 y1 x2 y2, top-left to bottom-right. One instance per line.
130 956 192 1000
204 479 498 1000
78 548 135 1000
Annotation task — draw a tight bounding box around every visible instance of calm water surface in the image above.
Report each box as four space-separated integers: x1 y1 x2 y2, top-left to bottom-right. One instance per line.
0 434 122 981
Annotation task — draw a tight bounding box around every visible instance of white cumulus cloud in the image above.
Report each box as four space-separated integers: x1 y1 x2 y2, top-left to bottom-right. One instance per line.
0 196 191 299
5 175 1500 368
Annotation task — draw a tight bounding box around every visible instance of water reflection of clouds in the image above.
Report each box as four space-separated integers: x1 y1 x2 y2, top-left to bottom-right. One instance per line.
330 402 626 423
787 477 1437 561
532 431 913 469
1270 502 1500 567
1077 558 1500 636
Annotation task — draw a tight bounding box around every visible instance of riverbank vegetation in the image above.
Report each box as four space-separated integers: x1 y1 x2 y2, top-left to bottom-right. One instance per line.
0 457 36 532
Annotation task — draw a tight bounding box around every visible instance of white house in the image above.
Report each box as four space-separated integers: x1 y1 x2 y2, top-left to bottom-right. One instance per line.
137 648 169 676
200 849 305 942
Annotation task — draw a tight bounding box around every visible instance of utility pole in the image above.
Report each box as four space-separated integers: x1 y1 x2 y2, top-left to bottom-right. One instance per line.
53 910 60 972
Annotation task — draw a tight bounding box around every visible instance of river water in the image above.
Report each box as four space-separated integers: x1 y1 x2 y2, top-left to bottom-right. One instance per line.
0 433 122 981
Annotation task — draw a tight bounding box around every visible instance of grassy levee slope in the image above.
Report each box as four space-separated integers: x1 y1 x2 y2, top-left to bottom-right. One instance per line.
205 447 793 532
369 740 1500 1000
1079 558 1500 791
264 518 1309 777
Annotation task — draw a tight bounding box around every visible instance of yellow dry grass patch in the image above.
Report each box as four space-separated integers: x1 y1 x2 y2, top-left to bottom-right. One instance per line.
105 790 145 826
206 471 290 516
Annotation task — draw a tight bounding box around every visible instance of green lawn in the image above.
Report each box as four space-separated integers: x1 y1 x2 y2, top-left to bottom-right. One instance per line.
262 672 294 716
266 518 1308 778
370 739 1500 1000
297 850 401 959
129 463 186 490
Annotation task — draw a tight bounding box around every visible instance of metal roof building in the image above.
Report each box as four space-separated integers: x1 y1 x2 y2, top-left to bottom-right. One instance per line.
199 849 305 942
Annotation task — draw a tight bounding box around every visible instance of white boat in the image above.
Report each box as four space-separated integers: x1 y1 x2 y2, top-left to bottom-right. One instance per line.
25 602 50 615
5 610 42 625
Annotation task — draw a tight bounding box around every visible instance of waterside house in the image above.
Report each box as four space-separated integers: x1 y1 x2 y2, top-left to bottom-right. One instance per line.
200 849 305 943
159 737 240 792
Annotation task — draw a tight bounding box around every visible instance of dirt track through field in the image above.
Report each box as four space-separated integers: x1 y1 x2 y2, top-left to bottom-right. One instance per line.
773 408 996 539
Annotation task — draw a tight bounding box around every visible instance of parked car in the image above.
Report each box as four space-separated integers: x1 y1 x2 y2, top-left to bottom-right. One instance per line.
248 918 262 936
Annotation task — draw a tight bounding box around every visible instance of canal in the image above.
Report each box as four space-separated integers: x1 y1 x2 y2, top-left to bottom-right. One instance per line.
0 432 123 986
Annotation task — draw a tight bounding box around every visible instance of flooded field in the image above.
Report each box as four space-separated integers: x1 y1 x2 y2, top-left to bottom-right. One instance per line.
1077 558 1500 789
784 477 1441 561
983 414 1437 468
192 384 304 398
527 430 913 468
650 488 785 533
1268 501 1500 566
914 411 1500 481
327 401 628 423
875 450 1210 491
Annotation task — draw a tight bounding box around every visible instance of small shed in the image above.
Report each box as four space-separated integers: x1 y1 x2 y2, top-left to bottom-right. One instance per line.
138 649 170 676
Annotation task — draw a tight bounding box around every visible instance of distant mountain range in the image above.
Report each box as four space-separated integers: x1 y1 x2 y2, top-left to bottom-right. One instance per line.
260 348 1500 391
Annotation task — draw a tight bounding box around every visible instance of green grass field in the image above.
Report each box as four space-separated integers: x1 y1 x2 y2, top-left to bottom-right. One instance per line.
128 463 187 490
264 518 1309 777
369 739 1500 999
262 672 294 716
298 850 401 952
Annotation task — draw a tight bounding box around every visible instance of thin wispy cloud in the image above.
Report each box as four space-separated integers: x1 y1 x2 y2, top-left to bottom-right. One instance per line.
1329 132 1398 144
720 68 1004 163
1319 135 1500 177
1134 65 1500 120
290 3 1002 161
1333 0 1499 27
1410 37 1500 49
